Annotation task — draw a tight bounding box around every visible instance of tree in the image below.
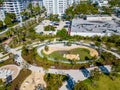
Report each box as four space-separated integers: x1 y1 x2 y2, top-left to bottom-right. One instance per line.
28 2 33 16
0 0 3 6
44 74 66 90
73 81 88 90
22 46 28 56
0 21 3 28
6 13 16 20
49 14 60 21
95 41 101 47
101 7 112 15
36 3 41 14
90 68 100 80
38 16 43 22
33 3 41 15
112 61 120 72
65 6 74 20
44 45 49 52
21 9 30 20
44 25 55 31
65 3 98 20
56 28 68 39
101 52 115 64
41 6 46 13
4 16 12 26
109 0 120 7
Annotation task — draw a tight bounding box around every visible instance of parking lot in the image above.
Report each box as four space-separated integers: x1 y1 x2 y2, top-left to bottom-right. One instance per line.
35 20 69 35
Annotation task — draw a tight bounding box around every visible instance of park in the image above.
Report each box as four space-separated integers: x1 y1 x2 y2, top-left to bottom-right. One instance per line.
38 41 99 64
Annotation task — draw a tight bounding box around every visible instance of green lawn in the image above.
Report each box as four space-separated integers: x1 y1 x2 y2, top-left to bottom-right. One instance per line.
84 74 120 90
48 48 92 61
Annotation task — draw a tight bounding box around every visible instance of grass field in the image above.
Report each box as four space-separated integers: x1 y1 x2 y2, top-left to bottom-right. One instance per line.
84 74 120 90
48 48 92 61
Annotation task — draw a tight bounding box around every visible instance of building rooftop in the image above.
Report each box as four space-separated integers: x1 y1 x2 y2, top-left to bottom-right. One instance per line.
71 18 120 34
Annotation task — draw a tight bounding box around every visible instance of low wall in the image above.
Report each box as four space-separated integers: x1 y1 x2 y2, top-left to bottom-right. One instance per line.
70 32 111 37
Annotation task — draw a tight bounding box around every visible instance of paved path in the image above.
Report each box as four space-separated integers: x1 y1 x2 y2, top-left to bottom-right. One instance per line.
0 56 9 62
102 48 120 59
0 52 10 62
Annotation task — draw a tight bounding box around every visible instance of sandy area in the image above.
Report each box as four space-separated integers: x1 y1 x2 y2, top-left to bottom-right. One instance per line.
43 44 98 57
63 54 79 60
20 72 46 90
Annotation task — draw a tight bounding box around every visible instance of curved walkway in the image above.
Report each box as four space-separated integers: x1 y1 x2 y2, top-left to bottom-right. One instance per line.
37 41 100 64
101 48 120 59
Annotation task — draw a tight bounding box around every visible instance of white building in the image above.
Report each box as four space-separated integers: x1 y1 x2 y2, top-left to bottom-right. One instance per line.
0 10 5 22
43 0 68 16
1 0 23 21
43 0 85 16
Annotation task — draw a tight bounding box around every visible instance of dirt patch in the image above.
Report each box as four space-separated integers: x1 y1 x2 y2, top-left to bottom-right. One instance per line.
63 54 79 60
20 72 46 90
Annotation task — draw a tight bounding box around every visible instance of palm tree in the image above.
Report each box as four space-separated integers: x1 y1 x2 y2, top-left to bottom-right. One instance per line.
90 68 100 80
6 30 11 38
0 0 3 6
28 2 33 16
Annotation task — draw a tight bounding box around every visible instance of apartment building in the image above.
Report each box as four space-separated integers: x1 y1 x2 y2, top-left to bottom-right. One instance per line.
0 0 23 21
43 0 68 16
43 0 82 16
